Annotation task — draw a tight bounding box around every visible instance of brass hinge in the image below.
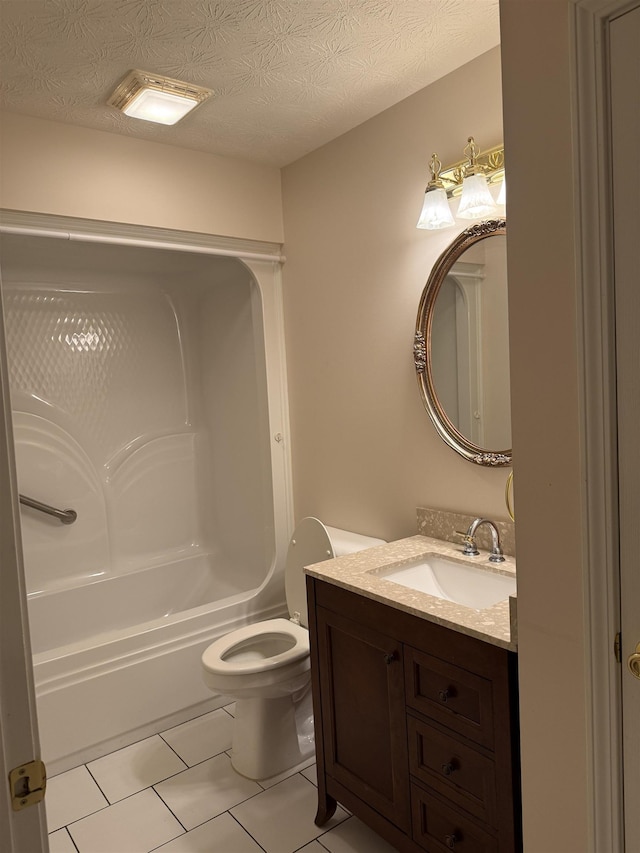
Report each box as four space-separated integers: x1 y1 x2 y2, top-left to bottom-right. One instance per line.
614 632 622 663
9 759 46 811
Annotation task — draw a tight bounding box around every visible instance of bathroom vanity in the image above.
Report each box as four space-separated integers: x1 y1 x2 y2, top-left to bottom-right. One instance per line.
305 535 520 853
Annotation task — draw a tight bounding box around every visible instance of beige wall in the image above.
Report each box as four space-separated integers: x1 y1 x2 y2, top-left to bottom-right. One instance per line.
0 112 283 243
501 1 589 851
281 47 508 543
0 27 594 849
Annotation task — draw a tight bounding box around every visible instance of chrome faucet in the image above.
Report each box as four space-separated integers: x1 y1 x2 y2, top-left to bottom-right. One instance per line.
461 517 505 563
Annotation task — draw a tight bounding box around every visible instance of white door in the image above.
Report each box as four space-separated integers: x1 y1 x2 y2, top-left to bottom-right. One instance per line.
610 4 640 848
0 282 47 849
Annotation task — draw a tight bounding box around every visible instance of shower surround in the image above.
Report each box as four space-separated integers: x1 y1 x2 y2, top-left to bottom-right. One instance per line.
0 224 291 774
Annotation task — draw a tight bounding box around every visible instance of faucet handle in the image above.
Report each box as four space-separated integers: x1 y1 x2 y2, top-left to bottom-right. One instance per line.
454 530 480 556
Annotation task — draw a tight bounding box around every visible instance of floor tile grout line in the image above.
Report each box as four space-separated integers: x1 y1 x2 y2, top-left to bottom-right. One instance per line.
156 731 192 769
87 733 189 793
61 825 81 853
153 775 270 837
48 764 111 835
227 811 270 853
150 781 192 835
149 767 318 841
65 787 187 853
146 786 189 846
58 770 189 836
315 815 350 847
157 702 235 748
151 762 312 835
86 756 190 808
55 732 172 783
228 772 332 853
84 761 112 805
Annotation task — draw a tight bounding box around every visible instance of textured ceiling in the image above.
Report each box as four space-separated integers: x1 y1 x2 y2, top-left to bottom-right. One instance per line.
0 1 500 167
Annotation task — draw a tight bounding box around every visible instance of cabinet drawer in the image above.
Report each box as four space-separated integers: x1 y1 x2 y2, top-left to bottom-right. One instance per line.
408 715 496 825
411 784 498 853
405 646 495 749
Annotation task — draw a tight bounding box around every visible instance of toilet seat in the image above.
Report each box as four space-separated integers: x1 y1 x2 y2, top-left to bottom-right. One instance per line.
202 618 309 676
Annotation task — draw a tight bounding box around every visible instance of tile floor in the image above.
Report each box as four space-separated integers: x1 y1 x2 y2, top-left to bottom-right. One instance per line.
47 704 399 853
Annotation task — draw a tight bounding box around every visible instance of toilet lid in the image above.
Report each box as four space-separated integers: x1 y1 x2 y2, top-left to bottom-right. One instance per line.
284 517 334 628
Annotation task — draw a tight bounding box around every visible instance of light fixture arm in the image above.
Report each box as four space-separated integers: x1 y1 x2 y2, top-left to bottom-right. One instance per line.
426 153 445 190
463 136 483 177
435 138 505 198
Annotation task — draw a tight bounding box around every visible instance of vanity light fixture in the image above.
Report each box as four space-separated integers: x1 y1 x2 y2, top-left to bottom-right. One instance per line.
416 153 456 230
107 70 212 126
456 137 499 219
417 137 505 230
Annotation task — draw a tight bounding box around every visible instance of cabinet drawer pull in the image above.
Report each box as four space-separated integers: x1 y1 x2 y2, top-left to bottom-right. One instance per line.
383 652 397 665
441 760 458 777
445 832 460 849
438 686 457 703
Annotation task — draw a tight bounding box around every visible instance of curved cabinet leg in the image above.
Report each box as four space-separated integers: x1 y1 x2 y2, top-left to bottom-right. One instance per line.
315 792 337 826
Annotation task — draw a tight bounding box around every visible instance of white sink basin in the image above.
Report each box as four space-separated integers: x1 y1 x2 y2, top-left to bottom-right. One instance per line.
373 554 516 610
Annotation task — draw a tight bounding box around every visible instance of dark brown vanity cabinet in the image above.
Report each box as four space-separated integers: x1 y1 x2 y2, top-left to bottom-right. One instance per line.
307 577 521 853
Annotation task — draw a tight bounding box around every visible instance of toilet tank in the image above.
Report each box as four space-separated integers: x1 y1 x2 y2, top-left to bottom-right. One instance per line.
284 517 385 628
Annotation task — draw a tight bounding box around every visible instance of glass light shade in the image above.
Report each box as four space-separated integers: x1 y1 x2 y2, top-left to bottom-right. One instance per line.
496 177 506 207
122 89 200 125
416 187 455 230
457 173 498 220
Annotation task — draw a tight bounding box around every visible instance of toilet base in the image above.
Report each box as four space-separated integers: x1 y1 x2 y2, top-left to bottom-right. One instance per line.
230 685 315 780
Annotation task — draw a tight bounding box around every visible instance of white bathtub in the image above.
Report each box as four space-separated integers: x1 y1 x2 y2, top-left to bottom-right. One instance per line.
30 552 284 775
2 227 293 776
28 552 243 654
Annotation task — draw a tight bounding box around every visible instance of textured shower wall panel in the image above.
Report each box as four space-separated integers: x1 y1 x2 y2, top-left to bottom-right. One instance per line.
5 288 187 460
4 284 201 591
109 433 200 569
13 412 110 592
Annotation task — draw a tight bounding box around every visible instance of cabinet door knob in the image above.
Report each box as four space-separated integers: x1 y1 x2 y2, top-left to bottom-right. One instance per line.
445 832 460 849
438 687 456 703
383 652 397 665
441 760 457 777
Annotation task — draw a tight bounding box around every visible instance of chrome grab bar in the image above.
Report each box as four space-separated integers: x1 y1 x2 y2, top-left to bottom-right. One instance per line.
19 494 77 525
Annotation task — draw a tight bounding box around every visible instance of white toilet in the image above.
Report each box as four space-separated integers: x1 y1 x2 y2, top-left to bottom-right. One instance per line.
201 517 384 780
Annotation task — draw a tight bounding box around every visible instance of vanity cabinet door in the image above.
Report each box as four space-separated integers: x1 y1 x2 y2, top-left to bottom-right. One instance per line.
314 604 411 832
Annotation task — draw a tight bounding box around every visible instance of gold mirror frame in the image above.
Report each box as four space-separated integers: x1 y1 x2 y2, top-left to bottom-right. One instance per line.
414 219 511 467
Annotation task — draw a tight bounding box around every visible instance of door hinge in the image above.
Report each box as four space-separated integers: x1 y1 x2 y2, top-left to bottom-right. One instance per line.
9 759 47 811
614 632 622 663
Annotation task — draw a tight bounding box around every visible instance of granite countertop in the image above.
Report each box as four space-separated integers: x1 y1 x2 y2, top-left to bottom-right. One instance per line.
304 534 517 651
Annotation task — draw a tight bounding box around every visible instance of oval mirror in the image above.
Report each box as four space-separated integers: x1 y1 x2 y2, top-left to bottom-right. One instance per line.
414 219 511 466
